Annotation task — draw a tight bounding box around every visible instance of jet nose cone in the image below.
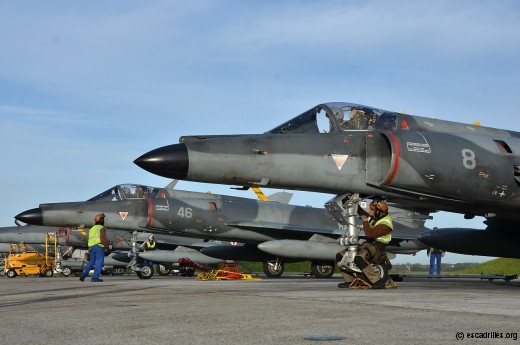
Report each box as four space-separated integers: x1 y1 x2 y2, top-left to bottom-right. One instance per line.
134 144 189 179
15 208 43 226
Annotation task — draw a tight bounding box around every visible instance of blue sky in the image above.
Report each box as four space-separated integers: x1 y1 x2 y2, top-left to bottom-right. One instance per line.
1 1 519 265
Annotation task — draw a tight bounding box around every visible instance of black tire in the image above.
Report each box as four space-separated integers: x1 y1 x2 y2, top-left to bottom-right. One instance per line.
7 269 17 278
311 261 335 279
263 260 284 278
157 264 171 276
61 267 72 277
72 271 82 277
136 264 154 279
43 268 53 277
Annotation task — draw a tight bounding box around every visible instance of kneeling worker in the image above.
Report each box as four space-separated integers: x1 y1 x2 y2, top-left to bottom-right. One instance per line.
80 213 111 282
338 199 393 289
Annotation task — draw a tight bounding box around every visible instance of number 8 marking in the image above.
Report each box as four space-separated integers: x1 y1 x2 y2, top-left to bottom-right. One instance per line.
462 149 476 169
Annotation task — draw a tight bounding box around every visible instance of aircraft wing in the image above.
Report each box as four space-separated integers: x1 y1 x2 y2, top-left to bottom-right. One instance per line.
226 221 419 241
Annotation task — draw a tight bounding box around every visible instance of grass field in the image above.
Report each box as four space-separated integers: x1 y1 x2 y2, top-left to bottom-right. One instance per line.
451 258 520 275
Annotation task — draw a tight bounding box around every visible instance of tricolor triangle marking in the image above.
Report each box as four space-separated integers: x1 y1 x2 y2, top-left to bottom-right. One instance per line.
331 154 349 171
119 212 128 220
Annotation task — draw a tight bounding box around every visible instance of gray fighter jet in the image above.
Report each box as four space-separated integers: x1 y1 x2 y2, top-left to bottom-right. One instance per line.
0 223 223 278
0 224 130 276
16 183 430 277
133 102 520 259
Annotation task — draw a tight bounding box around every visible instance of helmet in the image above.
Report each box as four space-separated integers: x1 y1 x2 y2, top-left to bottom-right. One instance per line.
369 200 388 214
349 109 365 120
94 213 106 222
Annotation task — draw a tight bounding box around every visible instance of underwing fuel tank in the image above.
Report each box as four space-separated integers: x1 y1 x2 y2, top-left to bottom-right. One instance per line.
138 248 224 265
417 228 520 259
257 240 344 260
258 238 425 260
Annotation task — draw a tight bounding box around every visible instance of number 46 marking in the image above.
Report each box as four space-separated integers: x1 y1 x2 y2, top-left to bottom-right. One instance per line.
177 207 193 218
461 149 476 169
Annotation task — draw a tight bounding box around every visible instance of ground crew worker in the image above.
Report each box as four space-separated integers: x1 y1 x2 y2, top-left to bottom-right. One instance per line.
79 214 111 282
338 199 393 289
427 228 444 276
142 234 156 267
144 235 156 251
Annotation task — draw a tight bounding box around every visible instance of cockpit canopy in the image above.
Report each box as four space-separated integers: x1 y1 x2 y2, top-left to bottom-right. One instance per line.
267 102 399 134
88 184 160 202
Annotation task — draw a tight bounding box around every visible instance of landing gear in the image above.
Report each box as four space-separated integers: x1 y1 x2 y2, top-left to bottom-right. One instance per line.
61 267 72 277
372 263 389 282
157 264 171 276
128 230 150 278
311 261 335 278
136 264 154 279
325 193 361 272
263 259 284 278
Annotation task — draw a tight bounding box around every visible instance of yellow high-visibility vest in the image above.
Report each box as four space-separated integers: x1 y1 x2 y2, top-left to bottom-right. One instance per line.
145 241 156 251
371 215 393 244
88 225 105 247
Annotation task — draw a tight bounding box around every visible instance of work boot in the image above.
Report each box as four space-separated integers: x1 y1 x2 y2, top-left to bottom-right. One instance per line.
337 282 351 288
91 278 104 282
371 278 387 289
79 276 85 282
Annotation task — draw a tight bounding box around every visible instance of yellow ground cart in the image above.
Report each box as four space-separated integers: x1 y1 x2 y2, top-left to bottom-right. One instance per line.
4 233 57 278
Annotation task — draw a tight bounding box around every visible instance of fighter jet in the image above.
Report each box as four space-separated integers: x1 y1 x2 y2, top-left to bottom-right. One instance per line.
16 183 431 277
133 102 520 259
0 223 223 278
0 224 130 276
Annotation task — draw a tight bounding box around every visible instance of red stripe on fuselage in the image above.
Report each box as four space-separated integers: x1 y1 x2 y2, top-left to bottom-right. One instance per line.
386 131 400 184
146 198 153 228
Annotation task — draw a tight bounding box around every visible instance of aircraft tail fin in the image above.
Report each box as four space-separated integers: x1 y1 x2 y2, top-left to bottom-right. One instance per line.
267 192 293 204
165 180 179 189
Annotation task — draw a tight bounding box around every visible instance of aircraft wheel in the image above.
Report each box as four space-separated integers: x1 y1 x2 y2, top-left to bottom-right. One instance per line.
7 269 17 278
311 261 335 279
136 264 154 279
263 260 284 278
157 264 171 276
61 267 72 277
373 264 389 282
43 268 53 277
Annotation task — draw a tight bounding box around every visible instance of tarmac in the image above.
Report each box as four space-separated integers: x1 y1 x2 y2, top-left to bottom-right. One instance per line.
1 274 519 345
